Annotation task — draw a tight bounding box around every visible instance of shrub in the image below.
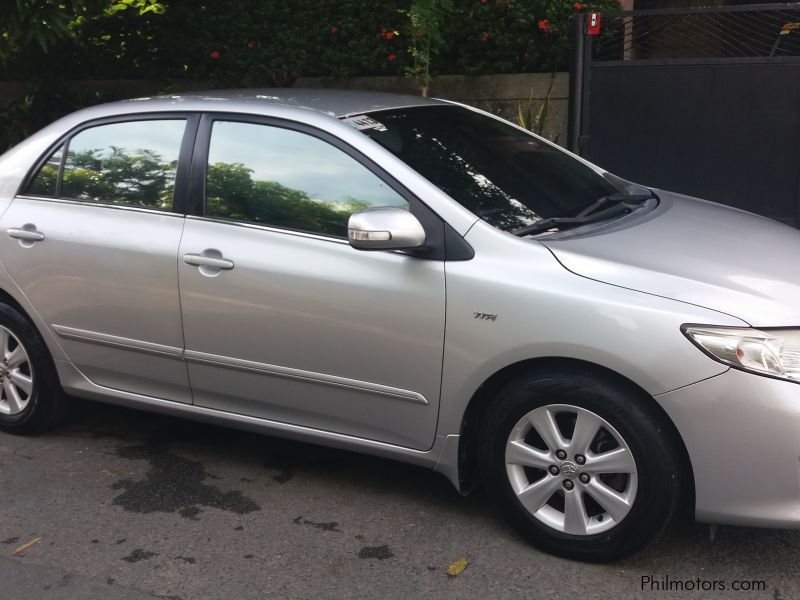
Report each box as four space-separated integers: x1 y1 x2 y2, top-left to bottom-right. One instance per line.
3 0 623 83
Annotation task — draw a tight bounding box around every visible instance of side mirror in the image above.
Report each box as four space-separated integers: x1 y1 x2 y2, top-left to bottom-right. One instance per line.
347 207 426 251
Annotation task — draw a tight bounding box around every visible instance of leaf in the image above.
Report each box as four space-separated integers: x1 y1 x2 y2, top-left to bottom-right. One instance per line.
12 537 42 556
446 556 468 577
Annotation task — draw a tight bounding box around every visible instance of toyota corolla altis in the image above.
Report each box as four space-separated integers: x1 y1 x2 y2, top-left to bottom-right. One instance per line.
0 90 798 561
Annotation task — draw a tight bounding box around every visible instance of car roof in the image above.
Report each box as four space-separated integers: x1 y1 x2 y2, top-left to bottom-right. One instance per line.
121 88 450 118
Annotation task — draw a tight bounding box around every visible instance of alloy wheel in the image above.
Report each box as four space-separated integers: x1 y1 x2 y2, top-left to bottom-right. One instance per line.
0 325 34 416
505 403 638 535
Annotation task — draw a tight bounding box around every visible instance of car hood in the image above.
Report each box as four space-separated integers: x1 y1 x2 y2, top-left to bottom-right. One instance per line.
541 191 800 326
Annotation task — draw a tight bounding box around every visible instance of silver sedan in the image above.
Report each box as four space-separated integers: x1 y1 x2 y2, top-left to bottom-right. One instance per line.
0 90 798 562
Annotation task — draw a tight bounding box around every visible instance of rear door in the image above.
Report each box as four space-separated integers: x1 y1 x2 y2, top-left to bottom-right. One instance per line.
177 115 446 450
0 115 196 403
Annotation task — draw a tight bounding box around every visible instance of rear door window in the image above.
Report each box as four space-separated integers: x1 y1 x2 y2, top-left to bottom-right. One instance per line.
24 145 64 197
56 120 186 210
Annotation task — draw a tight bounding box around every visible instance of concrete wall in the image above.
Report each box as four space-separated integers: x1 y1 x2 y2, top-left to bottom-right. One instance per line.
0 72 569 143
296 73 569 144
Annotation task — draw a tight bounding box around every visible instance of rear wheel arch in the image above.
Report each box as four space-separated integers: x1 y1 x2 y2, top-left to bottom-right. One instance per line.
0 286 66 385
0 289 69 433
0 287 36 325
456 357 694 511
0 285 65 354
0 286 54 350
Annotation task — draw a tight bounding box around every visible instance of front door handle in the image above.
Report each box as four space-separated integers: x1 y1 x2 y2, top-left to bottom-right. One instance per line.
7 227 45 242
183 252 234 270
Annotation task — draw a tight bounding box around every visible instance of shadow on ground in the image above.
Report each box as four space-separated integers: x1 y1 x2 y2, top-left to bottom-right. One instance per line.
52 399 800 569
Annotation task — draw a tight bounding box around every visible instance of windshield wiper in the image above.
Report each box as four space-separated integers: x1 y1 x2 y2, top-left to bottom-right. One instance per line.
512 192 654 237
575 191 654 218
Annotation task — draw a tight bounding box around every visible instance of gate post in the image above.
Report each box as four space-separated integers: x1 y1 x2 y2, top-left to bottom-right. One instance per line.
567 12 587 154
568 12 593 156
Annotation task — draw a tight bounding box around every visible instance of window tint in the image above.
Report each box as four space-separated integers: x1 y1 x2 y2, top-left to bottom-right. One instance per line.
359 106 624 232
61 120 186 210
25 144 64 197
206 121 408 237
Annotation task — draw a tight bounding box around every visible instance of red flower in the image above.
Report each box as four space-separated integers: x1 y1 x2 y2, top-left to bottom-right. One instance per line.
387 53 397 61
210 50 220 59
385 31 394 39
246 41 255 49
537 19 550 32
330 26 338 33
573 1 583 9
480 31 490 42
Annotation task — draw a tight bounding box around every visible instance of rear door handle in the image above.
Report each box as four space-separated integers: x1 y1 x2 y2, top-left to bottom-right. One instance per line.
183 252 234 270
7 227 45 242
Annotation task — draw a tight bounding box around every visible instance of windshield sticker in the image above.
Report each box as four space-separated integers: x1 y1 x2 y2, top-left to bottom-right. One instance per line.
344 115 387 132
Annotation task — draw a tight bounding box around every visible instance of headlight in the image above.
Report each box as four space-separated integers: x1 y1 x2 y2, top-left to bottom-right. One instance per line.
682 325 800 383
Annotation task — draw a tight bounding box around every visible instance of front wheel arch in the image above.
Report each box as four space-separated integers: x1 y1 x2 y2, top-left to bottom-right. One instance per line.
456 357 694 513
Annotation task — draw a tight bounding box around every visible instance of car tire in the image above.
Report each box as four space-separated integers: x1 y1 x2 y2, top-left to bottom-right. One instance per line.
479 368 681 562
0 302 67 434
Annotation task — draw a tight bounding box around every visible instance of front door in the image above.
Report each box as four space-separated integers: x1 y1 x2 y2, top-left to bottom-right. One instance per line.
178 117 445 450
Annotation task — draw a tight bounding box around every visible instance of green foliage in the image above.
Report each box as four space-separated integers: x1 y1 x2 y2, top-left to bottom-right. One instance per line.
62 148 176 208
207 162 369 237
61 146 175 208
105 0 165 15
0 0 165 67
0 80 104 153
516 72 558 141
68 0 166 79
27 163 59 195
153 1 410 86
404 0 454 95
3 0 622 83
0 0 624 150
206 163 376 236
440 0 621 74
0 0 72 64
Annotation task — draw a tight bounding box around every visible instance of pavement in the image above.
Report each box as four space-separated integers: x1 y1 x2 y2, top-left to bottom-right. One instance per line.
0 400 798 600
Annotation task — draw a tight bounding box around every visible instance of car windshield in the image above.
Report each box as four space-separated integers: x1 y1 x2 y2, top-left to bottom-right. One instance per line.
353 105 628 232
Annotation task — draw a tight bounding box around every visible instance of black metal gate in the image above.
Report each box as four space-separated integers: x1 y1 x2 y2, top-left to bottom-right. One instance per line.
568 3 800 226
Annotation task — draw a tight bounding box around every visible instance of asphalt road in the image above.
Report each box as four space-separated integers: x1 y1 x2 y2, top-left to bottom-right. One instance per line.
1 400 798 600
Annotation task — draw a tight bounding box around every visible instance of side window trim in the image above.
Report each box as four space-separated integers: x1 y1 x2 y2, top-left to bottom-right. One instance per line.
55 140 67 198
18 112 201 215
191 112 450 258
174 115 201 215
19 142 66 199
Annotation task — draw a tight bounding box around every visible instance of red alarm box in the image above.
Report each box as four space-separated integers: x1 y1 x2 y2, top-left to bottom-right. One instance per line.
587 12 602 35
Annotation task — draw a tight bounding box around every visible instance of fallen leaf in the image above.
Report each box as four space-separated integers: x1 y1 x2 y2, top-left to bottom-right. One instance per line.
447 556 468 577
12 537 42 556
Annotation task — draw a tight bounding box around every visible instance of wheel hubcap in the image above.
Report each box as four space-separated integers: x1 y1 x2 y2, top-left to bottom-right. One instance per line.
0 325 33 416
505 404 638 536
560 460 579 479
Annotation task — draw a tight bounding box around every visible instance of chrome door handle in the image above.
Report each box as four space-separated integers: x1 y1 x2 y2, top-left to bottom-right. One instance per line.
183 253 234 270
7 227 45 242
